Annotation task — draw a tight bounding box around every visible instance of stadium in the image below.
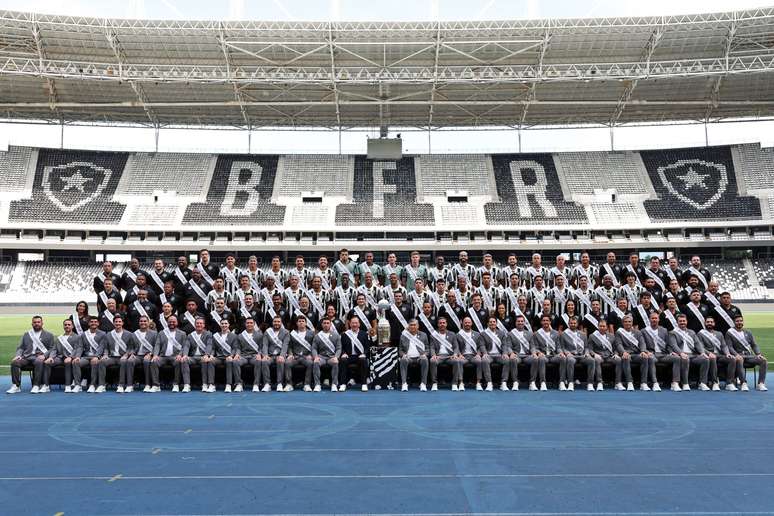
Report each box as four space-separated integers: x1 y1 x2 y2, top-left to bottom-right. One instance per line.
1 1 774 515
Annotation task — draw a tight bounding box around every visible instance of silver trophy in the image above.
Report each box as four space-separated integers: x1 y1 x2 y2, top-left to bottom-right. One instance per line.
376 299 392 345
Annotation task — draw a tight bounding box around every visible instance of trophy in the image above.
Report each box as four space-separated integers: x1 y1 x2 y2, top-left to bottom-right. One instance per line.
376 299 392 345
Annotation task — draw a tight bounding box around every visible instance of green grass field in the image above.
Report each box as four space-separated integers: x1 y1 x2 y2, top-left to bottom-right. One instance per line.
2 313 774 370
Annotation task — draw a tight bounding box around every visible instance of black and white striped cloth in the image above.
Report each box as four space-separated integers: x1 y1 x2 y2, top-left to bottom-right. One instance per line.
368 346 398 386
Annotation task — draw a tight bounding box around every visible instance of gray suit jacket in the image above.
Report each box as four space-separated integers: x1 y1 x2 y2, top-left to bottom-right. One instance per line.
399 331 429 357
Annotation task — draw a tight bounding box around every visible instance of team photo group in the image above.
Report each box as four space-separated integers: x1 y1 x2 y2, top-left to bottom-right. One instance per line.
7 248 768 395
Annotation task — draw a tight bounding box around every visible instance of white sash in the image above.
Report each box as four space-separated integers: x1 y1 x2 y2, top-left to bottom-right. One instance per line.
290 330 311 352
644 327 667 354
575 265 593 281
210 310 224 325
174 267 187 285
687 266 708 289
537 328 556 354
458 331 478 355
432 331 454 356
354 306 371 330
133 300 149 319
383 263 400 281
84 331 100 354
335 286 353 313
686 303 706 329
479 286 495 311
260 288 275 310
550 267 566 282
125 268 137 283
359 286 379 309
316 268 332 290
266 328 283 353
529 287 546 308
703 291 721 308
240 331 260 353
132 285 140 296
28 330 47 354
602 263 620 286
148 269 165 291
191 332 208 355
510 329 531 355
574 289 593 311
402 329 425 358
616 328 639 350
160 293 170 306
286 289 303 312
405 264 418 281
673 328 696 353
240 306 254 322
511 305 532 332
626 264 642 286
163 329 181 353
188 279 208 302
196 262 215 286
664 310 679 329
318 332 336 354
409 291 425 312
158 316 169 330
714 305 735 328
110 330 127 354
467 307 485 332
58 335 73 355
384 287 396 304
221 267 239 287
665 267 677 282
103 310 114 324
583 313 599 331
213 332 232 354
565 330 584 354
496 319 508 334
345 330 364 354
390 304 409 329
484 328 502 354
591 331 613 352
134 331 153 354
99 290 109 308
183 311 197 328
636 305 650 326
71 313 84 334
596 287 624 317
442 303 462 330
561 313 570 328
644 268 665 291
699 329 722 353
622 285 639 307
334 260 350 277
727 329 753 354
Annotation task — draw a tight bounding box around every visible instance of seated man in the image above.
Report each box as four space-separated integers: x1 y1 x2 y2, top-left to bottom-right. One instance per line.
454 316 483 391
211 319 238 393
399 319 429 392
479 316 518 392
587 319 619 391
668 314 709 392
428 317 458 391
312 318 341 392
45 319 82 393
559 316 595 391
78 316 106 393
234 318 263 392
131 316 158 393
7 315 55 394
507 315 533 391
99 315 134 393
697 316 738 391
150 316 187 392
613 315 648 391
262 316 290 392
725 315 768 391
183 317 213 392
339 316 371 392
639 311 675 392
285 316 315 392
528 315 562 391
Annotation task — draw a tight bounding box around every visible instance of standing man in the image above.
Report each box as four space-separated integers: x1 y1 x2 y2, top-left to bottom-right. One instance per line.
94 261 122 294
196 249 220 288
7 316 55 394
359 252 382 287
402 251 428 291
333 249 359 285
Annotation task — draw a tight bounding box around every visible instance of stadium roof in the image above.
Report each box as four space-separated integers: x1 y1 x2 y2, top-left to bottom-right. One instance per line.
1 8 774 129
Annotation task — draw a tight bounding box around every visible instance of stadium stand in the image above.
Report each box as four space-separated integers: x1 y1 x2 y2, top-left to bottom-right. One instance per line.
8 148 127 224
732 144 774 192
484 153 588 225
277 155 352 197
555 151 650 198
122 204 182 226
416 154 495 197
642 146 761 222
182 155 286 226
335 156 435 226
587 202 650 226
117 152 215 197
0 146 34 193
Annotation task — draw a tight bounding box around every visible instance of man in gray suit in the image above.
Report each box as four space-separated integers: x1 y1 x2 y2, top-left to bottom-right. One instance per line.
150 316 187 392
640 311 676 392
480 316 518 391
613 315 647 391
44 319 82 393
262 316 290 392
78 316 106 393
668 314 710 391
559 316 595 391
131 316 157 393
233 317 263 392
100 315 135 393
399 319 429 391
587 319 620 391
725 315 768 391
312 318 341 392
286 316 316 392
428 316 458 391
698 316 739 391
455 316 483 391
211 319 238 393
183 317 213 392
529 315 562 391
7 315 56 394
507 315 533 391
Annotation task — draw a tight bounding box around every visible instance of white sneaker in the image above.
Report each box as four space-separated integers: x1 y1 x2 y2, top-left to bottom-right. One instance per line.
568 383 574 392
252 384 260 392
641 384 650 391
726 384 738 391
95 385 106 393
64 386 72 393
653 383 661 392
420 383 427 392
451 384 459 392
71 385 82 393
475 383 483 391
711 383 721 391
313 385 321 392
529 382 538 391
699 383 710 391
224 385 232 393
458 384 466 391
757 383 768 392
172 385 180 393
207 385 216 393
80 379 88 388
431 383 438 391
375 385 382 390
6 385 20 394
587 384 595 391
143 385 151 393
303 385 312 392
558 382 566 391
540 382 548 391
682 384 691 391
339 384 347 392
596 382 604 391
671 382 681 391
626 382 635 391
30 385 40 394
276 384 284 392
485 382 493 392
500 382 508 391
40 385 50 393
323 379 330 387
234 384 243 393
511 383 519 391
741 383 750 392
284 384 294 392
150 386 161 393
182 385 190 393
361 384 368 392
401 383 408 392
116 386 124 394
348 379 356 386
261 384 272 392
615 383 625 391
331 384 338 392
201 385 208 392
